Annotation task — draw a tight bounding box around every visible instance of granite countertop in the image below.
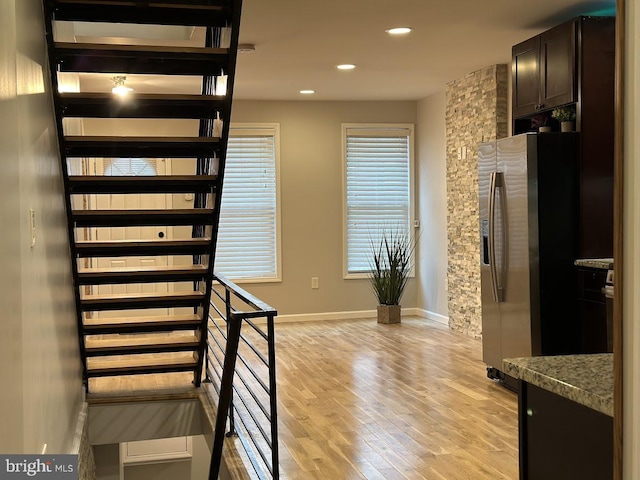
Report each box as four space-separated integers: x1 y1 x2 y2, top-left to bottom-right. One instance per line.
575 258 614 270
503 354 613 417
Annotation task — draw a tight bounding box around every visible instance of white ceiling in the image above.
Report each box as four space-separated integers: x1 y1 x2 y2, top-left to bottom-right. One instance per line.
72 0 616 101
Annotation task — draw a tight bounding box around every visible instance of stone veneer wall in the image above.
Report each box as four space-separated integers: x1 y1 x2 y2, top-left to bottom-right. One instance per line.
445 65 508 337
72 404 96 480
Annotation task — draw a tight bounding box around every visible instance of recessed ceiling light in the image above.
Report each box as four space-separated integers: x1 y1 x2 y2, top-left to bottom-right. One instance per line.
299 89 315 95
386 27 413 35
336 64 356 70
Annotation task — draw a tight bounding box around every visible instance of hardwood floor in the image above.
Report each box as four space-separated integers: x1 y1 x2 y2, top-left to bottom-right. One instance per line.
83 316 519 478
272 317 518 480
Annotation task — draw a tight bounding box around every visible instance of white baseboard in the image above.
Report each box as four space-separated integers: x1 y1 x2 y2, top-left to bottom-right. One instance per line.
414 308 449 326
275 310 376 323
272 307 447 325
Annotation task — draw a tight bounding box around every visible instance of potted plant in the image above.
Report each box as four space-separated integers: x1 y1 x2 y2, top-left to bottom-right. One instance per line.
368 229 417 324
531 112 551 132
552 106 576 132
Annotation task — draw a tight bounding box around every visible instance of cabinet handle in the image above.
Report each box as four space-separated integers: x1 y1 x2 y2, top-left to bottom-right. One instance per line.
527 408 534 417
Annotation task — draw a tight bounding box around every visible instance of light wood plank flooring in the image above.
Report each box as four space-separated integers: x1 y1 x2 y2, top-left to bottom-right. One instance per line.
272 317 518 480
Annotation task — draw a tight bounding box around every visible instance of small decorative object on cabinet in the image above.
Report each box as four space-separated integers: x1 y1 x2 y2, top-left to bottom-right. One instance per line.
552 105 576 132
368 229 416 324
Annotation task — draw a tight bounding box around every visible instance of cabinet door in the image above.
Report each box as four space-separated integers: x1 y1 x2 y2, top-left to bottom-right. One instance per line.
578 298 608 353
520 382 613 480
539 21 577 110
512 36 540 118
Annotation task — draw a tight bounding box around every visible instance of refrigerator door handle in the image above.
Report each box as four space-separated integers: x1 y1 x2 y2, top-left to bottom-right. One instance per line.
488 172 500 303
488 171 504 303
496 172 506 302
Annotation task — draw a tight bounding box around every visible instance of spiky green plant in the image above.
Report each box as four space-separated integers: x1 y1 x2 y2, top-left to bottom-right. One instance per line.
368 230 416 305
551 106 576 122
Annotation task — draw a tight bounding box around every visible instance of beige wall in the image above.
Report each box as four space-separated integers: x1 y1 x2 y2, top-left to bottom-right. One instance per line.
416 93 448 319
230 101 418 316
624 1 640 478
0 0 82 454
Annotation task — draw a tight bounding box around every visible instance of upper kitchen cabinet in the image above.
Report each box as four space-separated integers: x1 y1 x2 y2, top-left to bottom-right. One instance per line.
513 21 576 118
512 17 615 129
513 16 616 259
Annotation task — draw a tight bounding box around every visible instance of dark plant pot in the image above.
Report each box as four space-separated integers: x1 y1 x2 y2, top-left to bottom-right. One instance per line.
377 304 401 324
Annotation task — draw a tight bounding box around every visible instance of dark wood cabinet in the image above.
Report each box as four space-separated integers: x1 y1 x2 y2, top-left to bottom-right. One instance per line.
577 268 609 353
512 16 615 258
539 23 576 110
513 21 576 117
519 381 613 480
513 37 541 118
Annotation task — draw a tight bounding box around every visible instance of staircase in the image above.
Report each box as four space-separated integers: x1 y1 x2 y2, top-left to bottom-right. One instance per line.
42 0 242 392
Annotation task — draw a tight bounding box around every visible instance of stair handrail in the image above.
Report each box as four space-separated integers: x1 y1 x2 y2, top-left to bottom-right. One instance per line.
207 271 279 479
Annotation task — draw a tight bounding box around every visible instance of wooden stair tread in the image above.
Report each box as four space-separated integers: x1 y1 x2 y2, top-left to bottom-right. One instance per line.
83 313 202 334
54 42 227 55
84 333 200 356
86 387 200 405
68 175 218 194
81 291 205 301
64 136 220 158
52 0 230 28
75 238 211 257
65 135 220 144
77 264 208 284
79 264 207 274
72 209 215 227
84 313 200 327
86 354 198 376
80 291 205 311
86 334 198 349
53 42 228 75
59 93 225 119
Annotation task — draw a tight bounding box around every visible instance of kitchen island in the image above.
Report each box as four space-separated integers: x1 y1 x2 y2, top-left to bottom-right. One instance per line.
504 354 613 480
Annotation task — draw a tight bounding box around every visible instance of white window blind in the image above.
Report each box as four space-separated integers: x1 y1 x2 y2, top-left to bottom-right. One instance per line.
214 125 280 281
344 125 414 275
104 158 157 176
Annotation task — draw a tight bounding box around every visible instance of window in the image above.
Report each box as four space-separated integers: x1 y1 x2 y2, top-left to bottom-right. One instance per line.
343 124 415 277
104 158 157 176
214 124 281 282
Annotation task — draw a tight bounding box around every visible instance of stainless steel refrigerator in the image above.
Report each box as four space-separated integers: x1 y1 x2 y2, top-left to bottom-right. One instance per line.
479 133 580 384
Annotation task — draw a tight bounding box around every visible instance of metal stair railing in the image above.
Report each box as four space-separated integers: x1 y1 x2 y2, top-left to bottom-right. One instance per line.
206 272 279 480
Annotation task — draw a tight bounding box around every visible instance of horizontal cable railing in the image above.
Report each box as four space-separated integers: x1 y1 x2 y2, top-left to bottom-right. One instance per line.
206 272 279 480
